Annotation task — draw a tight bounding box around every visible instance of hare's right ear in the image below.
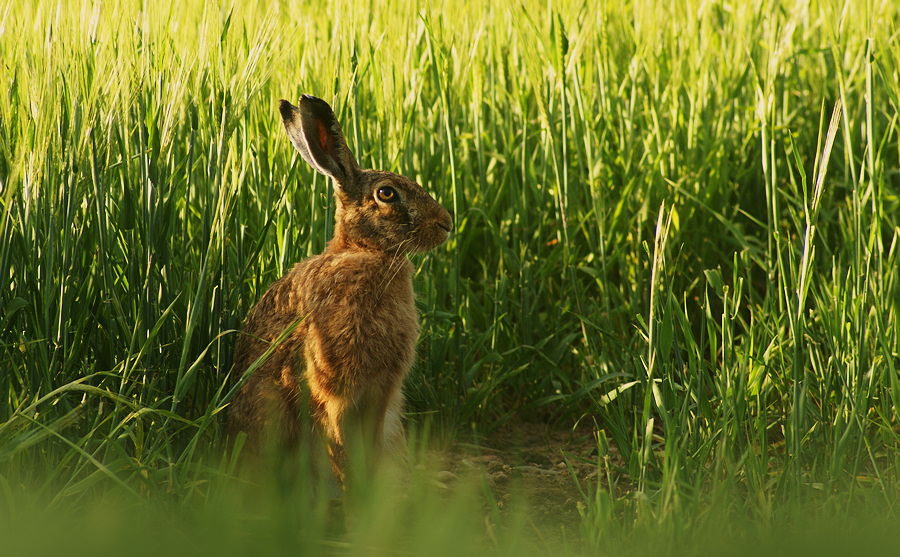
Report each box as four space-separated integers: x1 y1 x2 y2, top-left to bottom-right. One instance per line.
279 95 361 188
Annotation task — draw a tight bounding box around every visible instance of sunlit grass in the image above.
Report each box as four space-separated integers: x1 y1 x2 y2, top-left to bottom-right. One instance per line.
1 0 899 554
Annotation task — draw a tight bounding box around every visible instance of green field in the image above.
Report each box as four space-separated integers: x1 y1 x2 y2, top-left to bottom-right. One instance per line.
2 0 900 554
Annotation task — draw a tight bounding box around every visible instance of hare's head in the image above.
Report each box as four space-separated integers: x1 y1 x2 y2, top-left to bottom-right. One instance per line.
279 95 452 254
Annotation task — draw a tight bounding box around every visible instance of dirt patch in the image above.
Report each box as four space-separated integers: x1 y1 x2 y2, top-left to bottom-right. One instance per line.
428 420 627 548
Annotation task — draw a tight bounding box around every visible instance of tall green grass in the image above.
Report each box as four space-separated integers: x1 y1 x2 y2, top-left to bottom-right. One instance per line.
1 0 899 554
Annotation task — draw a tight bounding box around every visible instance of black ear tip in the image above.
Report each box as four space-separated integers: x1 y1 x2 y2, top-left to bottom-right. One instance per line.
278 99 296 121
299 94 335 118
283 95 334 120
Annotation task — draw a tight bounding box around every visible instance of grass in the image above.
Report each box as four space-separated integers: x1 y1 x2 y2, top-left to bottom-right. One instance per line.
1 0 900 554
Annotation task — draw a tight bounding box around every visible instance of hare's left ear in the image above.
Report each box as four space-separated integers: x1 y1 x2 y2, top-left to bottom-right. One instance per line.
279 95 361 190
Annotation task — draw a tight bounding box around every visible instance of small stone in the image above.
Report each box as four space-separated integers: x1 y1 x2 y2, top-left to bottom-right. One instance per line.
435 470 458 483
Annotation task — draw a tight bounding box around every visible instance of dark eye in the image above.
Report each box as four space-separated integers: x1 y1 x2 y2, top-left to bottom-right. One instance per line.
376 186 399 203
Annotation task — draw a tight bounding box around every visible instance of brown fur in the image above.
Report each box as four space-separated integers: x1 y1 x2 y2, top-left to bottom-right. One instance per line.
228 95 452 484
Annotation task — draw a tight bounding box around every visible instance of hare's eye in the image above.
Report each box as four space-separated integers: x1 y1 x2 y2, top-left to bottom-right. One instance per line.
376 186 399 204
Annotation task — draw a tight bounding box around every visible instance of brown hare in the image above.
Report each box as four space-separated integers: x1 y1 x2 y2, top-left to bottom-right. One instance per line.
228 95 452 487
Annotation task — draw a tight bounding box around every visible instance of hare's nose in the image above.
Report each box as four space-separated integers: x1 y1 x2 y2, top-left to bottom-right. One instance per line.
438 210 453 233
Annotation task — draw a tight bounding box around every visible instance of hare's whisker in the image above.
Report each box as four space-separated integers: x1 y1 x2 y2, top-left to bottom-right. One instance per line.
378 238 413 294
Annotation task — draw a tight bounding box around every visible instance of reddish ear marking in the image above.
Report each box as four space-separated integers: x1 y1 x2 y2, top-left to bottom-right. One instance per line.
317 121 329 155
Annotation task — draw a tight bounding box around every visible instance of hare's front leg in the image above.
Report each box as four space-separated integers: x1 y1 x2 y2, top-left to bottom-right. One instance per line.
310 380 404 484
380 383 408 459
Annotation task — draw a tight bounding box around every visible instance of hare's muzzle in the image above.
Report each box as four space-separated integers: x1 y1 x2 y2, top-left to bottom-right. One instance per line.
438 213 453 233
436 208 453 237
415 206 452 252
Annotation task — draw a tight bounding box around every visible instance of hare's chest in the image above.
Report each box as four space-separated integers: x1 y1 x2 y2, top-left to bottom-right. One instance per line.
300 254 419 383
362 284 418 370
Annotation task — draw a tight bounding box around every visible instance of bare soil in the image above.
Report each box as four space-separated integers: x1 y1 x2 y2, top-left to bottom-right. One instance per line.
428 420 628 549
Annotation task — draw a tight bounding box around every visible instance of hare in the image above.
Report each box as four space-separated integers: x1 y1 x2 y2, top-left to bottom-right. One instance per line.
228 95 452 486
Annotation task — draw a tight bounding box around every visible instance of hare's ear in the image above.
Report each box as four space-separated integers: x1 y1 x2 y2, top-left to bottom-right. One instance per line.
279 95 360 187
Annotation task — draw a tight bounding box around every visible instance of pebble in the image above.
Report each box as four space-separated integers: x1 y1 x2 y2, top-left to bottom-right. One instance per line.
435 470 458 483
